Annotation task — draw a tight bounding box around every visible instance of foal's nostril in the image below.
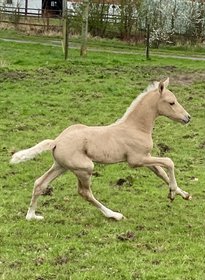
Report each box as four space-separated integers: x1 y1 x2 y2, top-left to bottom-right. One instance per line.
182 114 191 124
185 114 191 124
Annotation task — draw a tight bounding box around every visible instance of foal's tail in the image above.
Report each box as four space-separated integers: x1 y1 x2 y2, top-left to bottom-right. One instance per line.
10 139 56 164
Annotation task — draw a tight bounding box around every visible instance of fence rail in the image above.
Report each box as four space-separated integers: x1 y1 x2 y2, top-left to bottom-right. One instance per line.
0 5 65 32
0 5 63 17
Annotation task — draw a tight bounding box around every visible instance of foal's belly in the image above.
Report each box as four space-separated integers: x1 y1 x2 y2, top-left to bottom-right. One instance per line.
86 143 127 164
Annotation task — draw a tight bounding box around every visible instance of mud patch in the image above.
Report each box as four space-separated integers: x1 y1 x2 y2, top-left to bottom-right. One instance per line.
136 66 205 86
114 175 134 188
54 255 69 266
42 186 53 196
117 231 135 241
157 143 171 156
0 70 28 82
171 72 205 85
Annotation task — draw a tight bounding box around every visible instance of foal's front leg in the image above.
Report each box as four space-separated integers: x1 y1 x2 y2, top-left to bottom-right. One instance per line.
142 156 191 201
148 166 190 200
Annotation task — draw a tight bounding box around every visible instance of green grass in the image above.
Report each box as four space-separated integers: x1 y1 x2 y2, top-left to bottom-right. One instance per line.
0 36 205 280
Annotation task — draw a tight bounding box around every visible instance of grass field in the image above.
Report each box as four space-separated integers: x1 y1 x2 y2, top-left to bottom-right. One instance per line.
0 34 205 280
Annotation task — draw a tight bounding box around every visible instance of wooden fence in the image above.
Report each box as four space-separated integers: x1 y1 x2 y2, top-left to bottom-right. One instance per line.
0 5 64 33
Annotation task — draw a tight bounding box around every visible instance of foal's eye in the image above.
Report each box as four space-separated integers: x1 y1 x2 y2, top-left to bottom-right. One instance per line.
169 102 175 106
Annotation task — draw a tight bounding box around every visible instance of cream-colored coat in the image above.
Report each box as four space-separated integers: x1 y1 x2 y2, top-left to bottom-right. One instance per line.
11 78 192 221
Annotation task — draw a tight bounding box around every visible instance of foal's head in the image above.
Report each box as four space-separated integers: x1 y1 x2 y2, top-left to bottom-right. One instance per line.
157 78 191 124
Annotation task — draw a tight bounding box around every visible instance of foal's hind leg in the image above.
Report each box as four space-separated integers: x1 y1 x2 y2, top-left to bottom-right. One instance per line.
74 169 125 221
26 162 65 220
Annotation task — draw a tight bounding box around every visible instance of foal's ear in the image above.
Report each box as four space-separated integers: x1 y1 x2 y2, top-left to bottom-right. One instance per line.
163 77 170 88
158 77 169 94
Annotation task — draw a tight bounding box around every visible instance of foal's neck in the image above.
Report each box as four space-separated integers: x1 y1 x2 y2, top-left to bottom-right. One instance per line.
119 90 159 134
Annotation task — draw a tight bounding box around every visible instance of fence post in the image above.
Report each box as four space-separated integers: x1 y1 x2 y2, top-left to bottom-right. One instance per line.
80 0 89 56
62 0 69 60
146 18 150 60
25 0 28 17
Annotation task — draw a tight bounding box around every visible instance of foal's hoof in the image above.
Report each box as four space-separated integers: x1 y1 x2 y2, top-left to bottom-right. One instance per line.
110 212 126 221
168 191 176 202
183 194 192 201
26 214 44 221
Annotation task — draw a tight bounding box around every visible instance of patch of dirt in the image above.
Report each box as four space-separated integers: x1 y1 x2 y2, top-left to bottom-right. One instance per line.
0 70 28 82
171 72 205 85
117 231 135 241
54 255 69 266
153 65 177 72
132 66 205 86
114 176 134 188
42 186 53 196
135 66 205 86
157 143 171 156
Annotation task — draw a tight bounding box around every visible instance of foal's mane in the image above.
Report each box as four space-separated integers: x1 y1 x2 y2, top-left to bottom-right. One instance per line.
116 81 159 124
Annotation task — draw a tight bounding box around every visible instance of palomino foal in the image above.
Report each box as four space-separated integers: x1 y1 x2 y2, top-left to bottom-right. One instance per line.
11 78 191 221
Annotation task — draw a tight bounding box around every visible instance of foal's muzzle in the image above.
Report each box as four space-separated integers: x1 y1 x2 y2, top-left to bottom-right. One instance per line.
182 114 191 124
